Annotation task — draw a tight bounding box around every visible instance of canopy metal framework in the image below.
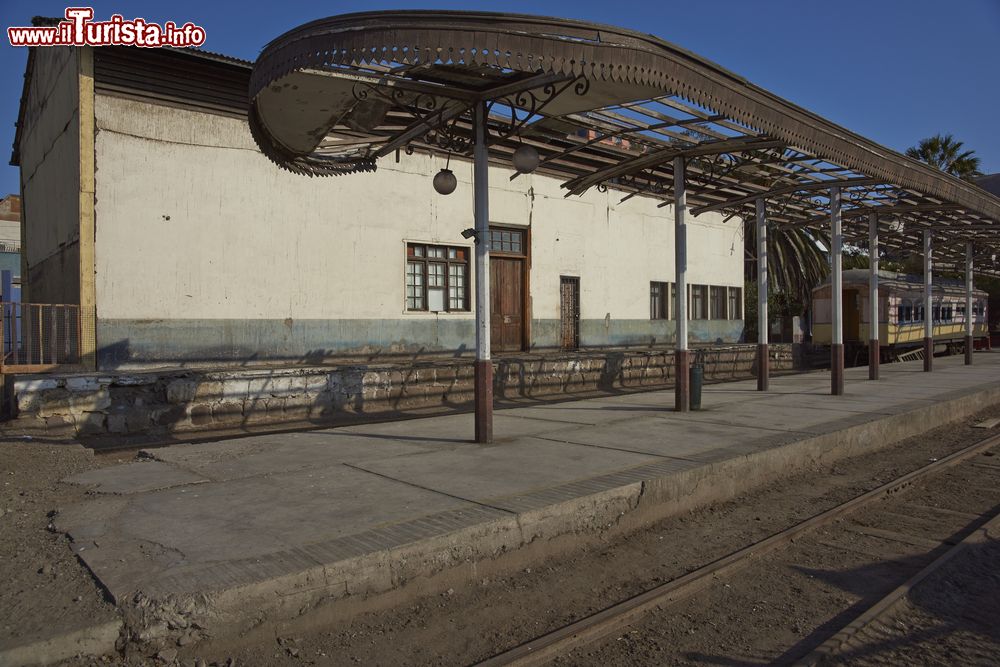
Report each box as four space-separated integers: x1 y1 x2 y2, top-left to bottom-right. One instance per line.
250 11 1000 440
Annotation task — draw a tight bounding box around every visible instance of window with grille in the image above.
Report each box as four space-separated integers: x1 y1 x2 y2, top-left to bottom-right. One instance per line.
650 281 670 320
405 243 469 312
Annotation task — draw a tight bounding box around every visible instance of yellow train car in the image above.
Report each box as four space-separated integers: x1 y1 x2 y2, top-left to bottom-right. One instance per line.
812 270 988 360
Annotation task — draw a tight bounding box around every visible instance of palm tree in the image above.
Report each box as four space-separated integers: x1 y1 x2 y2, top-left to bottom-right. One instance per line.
743 222 830 342
744 224 830 304
905 134 983 181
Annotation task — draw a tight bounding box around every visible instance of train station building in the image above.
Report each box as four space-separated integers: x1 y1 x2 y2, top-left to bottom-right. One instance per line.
7 12 1000 445
3 11 1000 664
12 44 744 371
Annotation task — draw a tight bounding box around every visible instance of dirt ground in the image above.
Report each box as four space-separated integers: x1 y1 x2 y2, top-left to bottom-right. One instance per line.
0 440 120 652
4 405 998 666
832 539 1000 666
565 443 1000 665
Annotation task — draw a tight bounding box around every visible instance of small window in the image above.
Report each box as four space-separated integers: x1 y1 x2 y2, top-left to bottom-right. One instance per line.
488 228 524 254
405 243 469 312
690 285 708 320
406 262 424 310
650 282 669 320
728 287 742 320
709 286 726 320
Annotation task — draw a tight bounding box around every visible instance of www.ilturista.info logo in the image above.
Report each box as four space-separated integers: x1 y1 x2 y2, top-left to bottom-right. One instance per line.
8 7 206 48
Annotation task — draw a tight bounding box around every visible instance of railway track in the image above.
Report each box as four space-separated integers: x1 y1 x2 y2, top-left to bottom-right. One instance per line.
795 511 1000 665
477 431 1000 667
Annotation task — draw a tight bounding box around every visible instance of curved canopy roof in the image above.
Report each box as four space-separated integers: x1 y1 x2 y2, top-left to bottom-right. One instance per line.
250 10 1000 273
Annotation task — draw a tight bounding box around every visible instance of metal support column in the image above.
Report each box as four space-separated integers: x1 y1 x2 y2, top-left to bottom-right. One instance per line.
923 230 933 372
830 187 844 395
472 101 493 443
674 156 689 411
966 241 974 365
756 198 769 391
868 212 879 380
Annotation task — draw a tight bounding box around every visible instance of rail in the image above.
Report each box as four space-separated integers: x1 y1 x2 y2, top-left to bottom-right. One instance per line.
477 431 1000 667
0 302 82 373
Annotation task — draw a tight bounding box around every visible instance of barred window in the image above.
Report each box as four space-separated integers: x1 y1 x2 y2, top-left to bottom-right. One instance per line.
406 243 469 312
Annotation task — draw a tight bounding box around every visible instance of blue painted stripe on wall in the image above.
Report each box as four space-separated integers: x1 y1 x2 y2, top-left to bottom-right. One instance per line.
96 318 745 368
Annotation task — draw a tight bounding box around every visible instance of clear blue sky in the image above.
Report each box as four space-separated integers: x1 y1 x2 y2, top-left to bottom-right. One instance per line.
3 0 999 197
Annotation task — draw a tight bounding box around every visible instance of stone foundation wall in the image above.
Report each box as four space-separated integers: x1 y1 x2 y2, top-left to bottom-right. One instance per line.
4 345 794 441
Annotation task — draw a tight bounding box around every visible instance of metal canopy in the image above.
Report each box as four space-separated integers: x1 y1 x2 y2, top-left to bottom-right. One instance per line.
249 10 1000 272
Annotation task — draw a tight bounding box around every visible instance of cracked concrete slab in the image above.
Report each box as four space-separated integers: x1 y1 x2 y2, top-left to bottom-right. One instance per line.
63 461 207 494
350 436 660 503
50 353 1000 642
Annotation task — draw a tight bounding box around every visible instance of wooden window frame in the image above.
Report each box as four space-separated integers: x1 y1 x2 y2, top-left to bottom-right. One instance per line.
487 227 527 257
727 286 742 320
405 242 470 313
650 281 670 320
709 285 727 320
689 284 708 320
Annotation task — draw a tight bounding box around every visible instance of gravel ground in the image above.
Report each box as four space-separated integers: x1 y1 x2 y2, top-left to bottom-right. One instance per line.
6 405 998 666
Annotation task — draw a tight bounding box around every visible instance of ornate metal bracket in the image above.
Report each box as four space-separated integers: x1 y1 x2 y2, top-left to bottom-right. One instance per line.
350 72 593 159
484 75 590 145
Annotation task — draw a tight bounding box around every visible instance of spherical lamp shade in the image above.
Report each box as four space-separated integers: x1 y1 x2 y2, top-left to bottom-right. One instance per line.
512 144 540 174
433 168 457 195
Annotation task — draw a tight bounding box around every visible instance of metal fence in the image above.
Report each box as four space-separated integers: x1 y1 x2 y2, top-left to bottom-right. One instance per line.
1 302 81 372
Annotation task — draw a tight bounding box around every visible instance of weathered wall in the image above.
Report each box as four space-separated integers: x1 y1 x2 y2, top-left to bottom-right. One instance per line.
18 47 81 305
93 95 744 368
7 345 793 440
0 195 21 249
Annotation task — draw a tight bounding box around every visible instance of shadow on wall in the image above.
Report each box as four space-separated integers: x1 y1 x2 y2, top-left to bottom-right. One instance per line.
15 344 797 445
97 338 475 371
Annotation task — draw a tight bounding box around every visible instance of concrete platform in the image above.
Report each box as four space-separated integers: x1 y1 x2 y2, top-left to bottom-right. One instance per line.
55 352 1000 641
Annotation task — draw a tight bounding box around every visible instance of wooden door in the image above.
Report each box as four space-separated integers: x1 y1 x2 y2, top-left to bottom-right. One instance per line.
560 276 579 350
490 257 524 352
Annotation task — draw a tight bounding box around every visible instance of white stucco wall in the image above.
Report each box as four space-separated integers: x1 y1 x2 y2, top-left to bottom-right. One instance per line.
93 95 744 364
